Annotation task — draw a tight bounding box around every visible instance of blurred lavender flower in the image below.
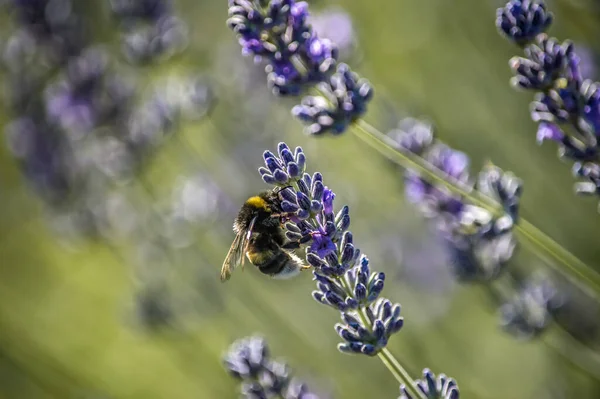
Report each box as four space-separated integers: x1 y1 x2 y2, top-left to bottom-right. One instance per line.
44 48 135 139
388 118 468 222
398 369 460 399
1 1 91 207
109 0 172 22
445 204 516 281
258 142 403 356
227 0 372 134
5 118 77 204
155 74 216 120
500 274 564 339
388 118 522 282
110 0 188 63
128 75 215 154
3 0 216 252
498 0 600 212
224 336 320 399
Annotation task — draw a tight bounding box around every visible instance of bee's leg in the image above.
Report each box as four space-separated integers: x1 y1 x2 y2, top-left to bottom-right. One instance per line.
281 241 300 250
271 212 295 224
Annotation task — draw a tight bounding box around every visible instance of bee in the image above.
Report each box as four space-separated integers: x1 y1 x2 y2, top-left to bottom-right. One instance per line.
220 188 309 282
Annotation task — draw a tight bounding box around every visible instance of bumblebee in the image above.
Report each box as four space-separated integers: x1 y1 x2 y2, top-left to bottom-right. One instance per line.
220 188 309 282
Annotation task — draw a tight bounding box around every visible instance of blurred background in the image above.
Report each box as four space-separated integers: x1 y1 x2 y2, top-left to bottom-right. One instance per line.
2 0 600 398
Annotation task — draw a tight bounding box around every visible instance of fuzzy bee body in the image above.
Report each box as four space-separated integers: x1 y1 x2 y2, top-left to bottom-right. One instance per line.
220 189 306 282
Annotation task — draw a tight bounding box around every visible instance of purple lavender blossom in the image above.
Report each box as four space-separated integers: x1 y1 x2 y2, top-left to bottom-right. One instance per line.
259 143 348 265
257 142 403 356
496 0 553 46
387 117 434 155
227 0 337 96
500 274 564 339
498 0 600 211
389 119 470 220
445 205 516 281
223 336 321 399
388 118 521 282
109 0 172 23
509 34 573 90
44 48 135 138
227 0 372 134
398 369 460 399
6 0 86 59
5 117 75 204
110 0 187 63
443 163 521 282
292 63 373 135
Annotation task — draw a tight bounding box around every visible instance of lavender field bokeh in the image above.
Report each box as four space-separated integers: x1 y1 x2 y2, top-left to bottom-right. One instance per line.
1 0 600 398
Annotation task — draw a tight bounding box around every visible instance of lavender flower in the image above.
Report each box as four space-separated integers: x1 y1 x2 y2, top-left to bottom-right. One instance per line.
292 63 373 135
496 0 553 46
5 117 76 204
44 48 135 139
109 0 172 23
388 118 469 221
227 0 337 95
498 0 600 211
500 274 564 339
258 142 403 357
227 0 372 134
388 119 521 282
110 0 188 63
2 0 214 248
476 163 522 223
398 369 460 399
335 296 403 356
509 34 573 91
5 0 86 60
445 205 516 281
223 336 320 399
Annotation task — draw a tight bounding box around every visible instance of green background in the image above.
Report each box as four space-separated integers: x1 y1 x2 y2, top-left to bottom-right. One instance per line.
1 0 600 398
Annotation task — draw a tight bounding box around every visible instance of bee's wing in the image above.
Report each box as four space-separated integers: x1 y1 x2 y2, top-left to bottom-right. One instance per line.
220 216 257 282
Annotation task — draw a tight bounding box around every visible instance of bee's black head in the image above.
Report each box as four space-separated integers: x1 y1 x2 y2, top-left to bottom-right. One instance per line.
233 189 283 233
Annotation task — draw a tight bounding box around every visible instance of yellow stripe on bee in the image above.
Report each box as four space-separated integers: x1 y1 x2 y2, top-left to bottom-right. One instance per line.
247 249 274 265
246 196 269 210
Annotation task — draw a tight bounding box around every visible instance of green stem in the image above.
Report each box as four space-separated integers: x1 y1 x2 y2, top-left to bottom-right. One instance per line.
380 348 425 397
351 118 600 300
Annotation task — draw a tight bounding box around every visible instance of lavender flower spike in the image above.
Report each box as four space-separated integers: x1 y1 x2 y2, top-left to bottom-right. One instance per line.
398 369 460 399
258 142 404 357
388 118 521 282
292 63 373 135
227 0 338 96
227 0 373 134
223 336 320 399
496 0 553 46
498 0 600 211
499 274 564 339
